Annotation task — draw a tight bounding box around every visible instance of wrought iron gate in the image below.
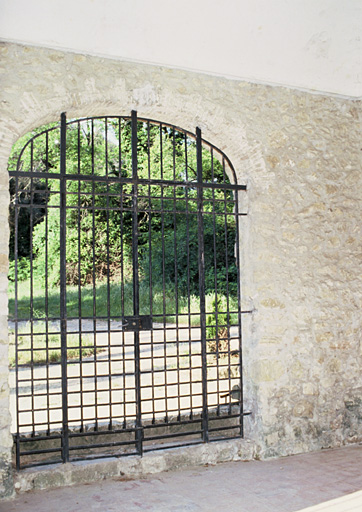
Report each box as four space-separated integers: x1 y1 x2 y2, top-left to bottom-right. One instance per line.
9 112 248 469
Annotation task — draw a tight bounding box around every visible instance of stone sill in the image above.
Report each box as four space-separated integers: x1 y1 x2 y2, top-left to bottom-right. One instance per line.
14 438 256 494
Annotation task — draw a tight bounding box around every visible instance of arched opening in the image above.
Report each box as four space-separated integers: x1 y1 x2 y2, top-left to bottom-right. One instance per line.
8 112 248 469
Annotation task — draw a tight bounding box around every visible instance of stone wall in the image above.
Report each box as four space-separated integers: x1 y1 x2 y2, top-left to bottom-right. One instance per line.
0 42 361 497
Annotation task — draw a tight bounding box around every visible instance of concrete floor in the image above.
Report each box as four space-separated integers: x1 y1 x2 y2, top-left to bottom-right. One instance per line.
2 444 362 512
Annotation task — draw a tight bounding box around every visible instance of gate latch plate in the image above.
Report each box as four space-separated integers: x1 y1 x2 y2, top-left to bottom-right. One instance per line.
122 315 152 331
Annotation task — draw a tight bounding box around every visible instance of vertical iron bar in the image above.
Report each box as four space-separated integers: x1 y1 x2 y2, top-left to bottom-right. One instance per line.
131 110 142 454
146 121 156 423
14 174 20 469
60 112 69 462
172 129 181 421
196 127 208 442
184 133 193 419
30 141 35 435
45 132 50 435
91 119 99 432
222 158 232 415
118 117 122 176
77 121 84 432
159 124 168 422
234 188 244 436
119 118 126 428
210 148 221 414
160 125 166 328
105 118 113 430
15 436 20 471
119 118 125 315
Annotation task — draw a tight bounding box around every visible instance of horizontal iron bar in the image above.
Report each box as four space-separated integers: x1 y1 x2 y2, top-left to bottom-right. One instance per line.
15 433 62 442
10 320 243 328
13 202 241 210
19 446 62 456
16 421 62 428
207 425 242 433
9 170 246 191
11 312 242 322
69 439 137 451
69 450 139 462
142 418 202 429
144 430 203 442
136 395 203 402
14 205 245 216
68 427 140 437
207 413 243 421
16 407 64 414
17 449 138 471
63 192 238 203
63 207 246 216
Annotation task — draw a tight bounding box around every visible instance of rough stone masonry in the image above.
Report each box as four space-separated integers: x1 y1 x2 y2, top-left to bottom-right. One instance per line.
0 42 361 498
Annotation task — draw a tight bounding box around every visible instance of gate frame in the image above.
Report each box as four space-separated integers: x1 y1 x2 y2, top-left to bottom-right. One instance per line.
8 111 250 469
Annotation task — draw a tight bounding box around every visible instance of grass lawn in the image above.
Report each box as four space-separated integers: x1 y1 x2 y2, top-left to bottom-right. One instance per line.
8 278 238 366
8 278 238 323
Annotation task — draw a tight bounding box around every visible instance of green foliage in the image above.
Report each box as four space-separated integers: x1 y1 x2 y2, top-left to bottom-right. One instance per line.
8 118 239 307
8 258 31 282
143 212 237 296
138 127 238 296
8 122 60 262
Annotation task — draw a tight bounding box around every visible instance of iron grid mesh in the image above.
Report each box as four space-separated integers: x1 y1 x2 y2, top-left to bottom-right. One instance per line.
8 113 248 469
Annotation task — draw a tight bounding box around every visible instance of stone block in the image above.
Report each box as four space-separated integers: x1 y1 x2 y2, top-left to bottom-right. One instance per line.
255 360 285 383
293 401 314 419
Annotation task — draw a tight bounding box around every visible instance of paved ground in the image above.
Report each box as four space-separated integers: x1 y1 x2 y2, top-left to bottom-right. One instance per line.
2 444 362 512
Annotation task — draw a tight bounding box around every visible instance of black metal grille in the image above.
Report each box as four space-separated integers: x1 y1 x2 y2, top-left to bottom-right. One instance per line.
8 112 248 469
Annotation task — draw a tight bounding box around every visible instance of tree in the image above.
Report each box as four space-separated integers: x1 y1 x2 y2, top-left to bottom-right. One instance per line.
9 117 238 299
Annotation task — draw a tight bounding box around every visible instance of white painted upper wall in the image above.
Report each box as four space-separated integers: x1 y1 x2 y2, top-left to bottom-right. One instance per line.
1 0 361 97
